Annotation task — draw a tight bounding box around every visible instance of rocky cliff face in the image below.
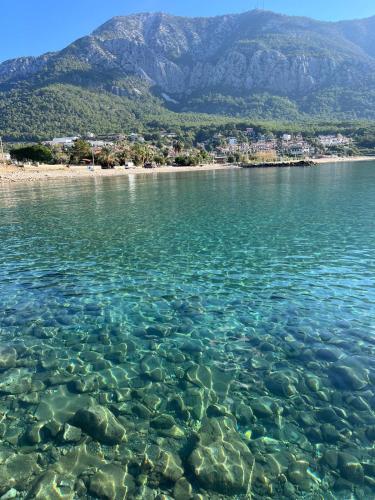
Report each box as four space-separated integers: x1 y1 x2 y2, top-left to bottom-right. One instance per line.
87 10 375 97
1 9 375 121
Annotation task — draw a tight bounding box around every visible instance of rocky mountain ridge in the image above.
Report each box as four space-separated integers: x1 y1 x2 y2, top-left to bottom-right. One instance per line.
2 10 375 139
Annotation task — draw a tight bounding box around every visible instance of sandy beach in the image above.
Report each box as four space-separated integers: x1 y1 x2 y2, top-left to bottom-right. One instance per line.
314 155 375 164
0 163 238 184
0 156 373 184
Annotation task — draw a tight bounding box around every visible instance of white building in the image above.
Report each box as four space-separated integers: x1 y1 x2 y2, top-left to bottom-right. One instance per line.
88 141 114 148
129 133 145 143
228 137 238 146
51 136 79 146
318 134 351 148
289 145 312 157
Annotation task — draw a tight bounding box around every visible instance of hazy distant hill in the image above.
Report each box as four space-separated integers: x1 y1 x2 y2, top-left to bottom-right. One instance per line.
2 10 375 139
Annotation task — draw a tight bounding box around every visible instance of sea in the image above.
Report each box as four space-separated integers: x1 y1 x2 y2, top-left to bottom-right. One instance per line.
0 162 374 498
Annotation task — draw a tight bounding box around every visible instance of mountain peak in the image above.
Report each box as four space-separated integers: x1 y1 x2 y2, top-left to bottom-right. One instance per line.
2 9 375 140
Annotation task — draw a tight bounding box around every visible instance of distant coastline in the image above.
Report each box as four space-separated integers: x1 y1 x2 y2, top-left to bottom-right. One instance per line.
314 156 374 164
0 156 373 184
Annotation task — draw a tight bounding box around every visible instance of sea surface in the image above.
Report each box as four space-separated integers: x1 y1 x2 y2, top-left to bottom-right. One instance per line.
0 162 375 499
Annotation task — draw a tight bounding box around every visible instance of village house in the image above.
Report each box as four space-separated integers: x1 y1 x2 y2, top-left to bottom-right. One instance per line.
281 138 314 157
95 133 125 142
48 136 80 147
318 134 351 148
88 140 114 148
245 128 255 137
251 139 278 153
227 137 238 146
129 133 145 143
288 144 313 157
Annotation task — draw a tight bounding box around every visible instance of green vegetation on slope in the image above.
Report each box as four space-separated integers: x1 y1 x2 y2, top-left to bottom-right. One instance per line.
2 82 375 153
0 83 241 141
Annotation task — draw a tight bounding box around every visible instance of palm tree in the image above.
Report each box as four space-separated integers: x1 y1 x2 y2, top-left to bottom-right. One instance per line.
97 147 116 169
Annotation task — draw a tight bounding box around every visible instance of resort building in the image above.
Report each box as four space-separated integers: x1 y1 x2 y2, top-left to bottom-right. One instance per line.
50 136 80 146
318 134 352 147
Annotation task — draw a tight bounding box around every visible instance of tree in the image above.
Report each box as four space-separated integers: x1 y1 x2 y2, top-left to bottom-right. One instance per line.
131 144 153 166
69 139 92 165
153 154 165 166
52 146 69 164
173 140 183 154
10 144 54 163
96 147 117 168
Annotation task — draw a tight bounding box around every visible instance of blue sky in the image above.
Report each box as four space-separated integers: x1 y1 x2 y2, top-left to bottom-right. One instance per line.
1 0 375 62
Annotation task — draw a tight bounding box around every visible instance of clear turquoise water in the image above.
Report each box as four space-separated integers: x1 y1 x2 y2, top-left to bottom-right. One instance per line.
0 163 375 498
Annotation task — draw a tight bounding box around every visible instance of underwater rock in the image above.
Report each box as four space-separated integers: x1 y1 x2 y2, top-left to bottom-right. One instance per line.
27 471 74 500
206 404 234 419
158 425 185 439
173 477 193 500
145 326 169 338
167 395 189 420
0 348 17 372
145 445 184 484
131 402 152 420
322 449 339 469
338 453 364 484
265 373 296 398
283 481 296 497
0 369 33 395
88 464 135 500
305 376 321 392
333 477 355 494
105 343 128 363
70 375 99 394
53 443 105 477
366 426 375 441
185 365 212 390
249 398 276 419
165 348 186 364
298 412 316 427
140 355 164 382
188 417 254 495
0 489 18 500
61 423 82 443
316 407 338 423
233 402 254 426
134 485 155 500
346 395 371 412
72 405 126 445
0 453 41 495
179 339 204 354
183 387 211 420
321 423 341 444
23 423 46 445
35 386 95 425
329 365 369 391
151 414 176 430
315 348 342 362
287 460 313 491
363 463 375 478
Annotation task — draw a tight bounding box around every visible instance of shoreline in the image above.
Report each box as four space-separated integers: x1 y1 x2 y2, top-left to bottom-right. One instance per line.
314 155 374 164
0 163 238 184
0 156 373 184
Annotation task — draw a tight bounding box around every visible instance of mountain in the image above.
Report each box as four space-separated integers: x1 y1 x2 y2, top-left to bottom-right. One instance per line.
2 10 375 140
